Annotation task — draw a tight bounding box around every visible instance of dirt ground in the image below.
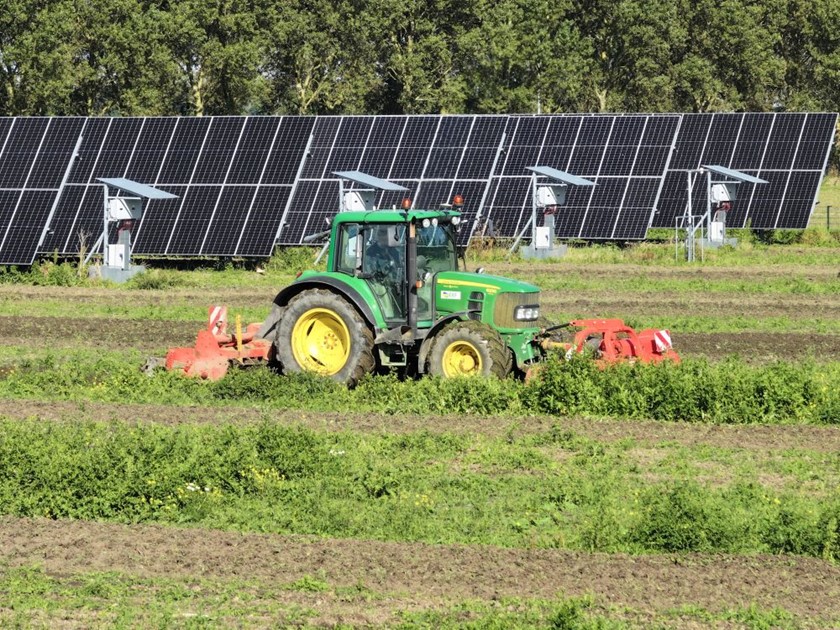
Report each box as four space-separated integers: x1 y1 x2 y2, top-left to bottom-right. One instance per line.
2 516 838 627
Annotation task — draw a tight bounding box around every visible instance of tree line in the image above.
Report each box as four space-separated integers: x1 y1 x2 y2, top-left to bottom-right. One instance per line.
1 0 839 117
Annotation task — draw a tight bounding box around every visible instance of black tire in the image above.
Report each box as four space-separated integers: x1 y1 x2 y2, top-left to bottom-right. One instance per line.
426 320 511 378
275 289 375 386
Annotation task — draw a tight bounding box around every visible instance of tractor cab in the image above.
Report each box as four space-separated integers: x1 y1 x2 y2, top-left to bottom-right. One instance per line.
328 209 460 327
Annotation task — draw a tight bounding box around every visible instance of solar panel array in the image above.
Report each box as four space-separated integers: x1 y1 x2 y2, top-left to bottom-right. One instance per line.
37 116 315 261
654 112 837 229
0 113 835 265
486 114 680 240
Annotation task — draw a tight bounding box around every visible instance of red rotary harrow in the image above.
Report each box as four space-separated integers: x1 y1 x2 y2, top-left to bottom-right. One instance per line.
163 306 272 380
539 318 680 365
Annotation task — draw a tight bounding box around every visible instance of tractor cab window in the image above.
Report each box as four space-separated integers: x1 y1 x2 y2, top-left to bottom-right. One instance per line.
416 222 457 275
336 224 361 274
361 224 406 321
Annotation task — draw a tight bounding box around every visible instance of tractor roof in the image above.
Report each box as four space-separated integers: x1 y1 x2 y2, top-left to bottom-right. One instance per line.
333 209 462 225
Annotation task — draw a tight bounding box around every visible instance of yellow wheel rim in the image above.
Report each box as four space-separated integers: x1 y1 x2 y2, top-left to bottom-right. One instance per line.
291 308 351 375
442 340 483 377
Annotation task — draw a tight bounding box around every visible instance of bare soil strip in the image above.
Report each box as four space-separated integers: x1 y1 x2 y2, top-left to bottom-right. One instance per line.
1 517 838 626
2 315 839 362
489 262 840 282
674 331 840 363
3 399 838 453
542 293 840 320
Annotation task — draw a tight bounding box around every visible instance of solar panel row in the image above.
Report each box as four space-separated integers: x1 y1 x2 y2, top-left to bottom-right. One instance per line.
655 112 836 229
0 113 834 265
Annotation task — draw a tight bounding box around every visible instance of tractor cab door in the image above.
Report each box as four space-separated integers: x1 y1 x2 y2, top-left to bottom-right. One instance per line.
337 223 407 323
362 224 407 322
415 223 458 321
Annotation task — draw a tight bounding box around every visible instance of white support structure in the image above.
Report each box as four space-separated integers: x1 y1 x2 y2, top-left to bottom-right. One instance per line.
679 165 767 262
513 166 595 259
94 178 178 282
334 170 409 213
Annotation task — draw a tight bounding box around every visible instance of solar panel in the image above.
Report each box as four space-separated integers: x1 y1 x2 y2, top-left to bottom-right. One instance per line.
0 112 835 265
41 116 314 259
0 117 86 265
485 114 679 241
653 112 837 230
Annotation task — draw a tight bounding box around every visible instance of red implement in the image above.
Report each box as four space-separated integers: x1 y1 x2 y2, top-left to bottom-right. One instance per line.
566 318 680 364
164 306 272 380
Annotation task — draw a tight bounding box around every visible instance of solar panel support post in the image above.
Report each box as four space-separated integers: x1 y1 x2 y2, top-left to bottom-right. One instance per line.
38 134 83 255
519 171 568 259
683 171 697 262
699 165 767 253
274 130 315 248
469 131 507 245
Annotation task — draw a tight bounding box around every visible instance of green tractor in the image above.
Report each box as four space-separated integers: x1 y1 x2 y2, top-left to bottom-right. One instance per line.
257 175 541 385
162 172 678 383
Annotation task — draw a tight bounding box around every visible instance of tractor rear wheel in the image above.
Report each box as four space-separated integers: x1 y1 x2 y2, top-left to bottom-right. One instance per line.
275 289 374 386
427 320 511 378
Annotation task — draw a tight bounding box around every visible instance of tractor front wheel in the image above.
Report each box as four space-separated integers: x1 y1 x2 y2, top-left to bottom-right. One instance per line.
427 320 511 378
275 289 374 386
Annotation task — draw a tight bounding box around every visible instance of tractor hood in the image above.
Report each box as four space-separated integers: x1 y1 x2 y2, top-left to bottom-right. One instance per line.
432 271 541 331
434 271 539 296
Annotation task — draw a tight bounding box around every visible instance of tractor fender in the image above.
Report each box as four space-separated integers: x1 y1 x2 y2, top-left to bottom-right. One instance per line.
261 277 378 339
417 312 472 373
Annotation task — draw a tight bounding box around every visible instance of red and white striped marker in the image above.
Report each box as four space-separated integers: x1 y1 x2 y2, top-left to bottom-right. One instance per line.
208 305 228 335
653 329 672 353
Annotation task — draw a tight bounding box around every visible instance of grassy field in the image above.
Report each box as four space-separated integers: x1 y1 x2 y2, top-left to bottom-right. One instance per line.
812 170 840 229
0 238 838 627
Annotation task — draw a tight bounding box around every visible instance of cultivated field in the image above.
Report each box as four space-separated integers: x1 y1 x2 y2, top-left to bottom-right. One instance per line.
0 241 839 628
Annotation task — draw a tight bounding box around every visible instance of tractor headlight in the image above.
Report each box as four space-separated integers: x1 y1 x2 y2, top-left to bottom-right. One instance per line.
451 216 461 226
422 218 431 228
514 305 540 321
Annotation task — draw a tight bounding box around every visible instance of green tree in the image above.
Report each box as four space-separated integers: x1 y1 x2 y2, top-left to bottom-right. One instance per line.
164 0 267 115
0 0 34 114
458 0 592 113
262 0 380 114
670 0 787 111
570 0 684 112
367 0 474 114
4 0 182 115
800 0 840 111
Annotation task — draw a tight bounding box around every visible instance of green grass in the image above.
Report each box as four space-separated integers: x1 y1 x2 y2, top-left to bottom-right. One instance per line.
550 313 840 334
0 294 271 323
3 225 839 294
812 172 840 230
528 270 840 296
0 564 320 627
1 351 838 424
1 418 839 560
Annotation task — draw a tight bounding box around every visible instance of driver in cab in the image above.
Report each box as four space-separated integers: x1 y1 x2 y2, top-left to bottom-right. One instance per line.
364 226 402 276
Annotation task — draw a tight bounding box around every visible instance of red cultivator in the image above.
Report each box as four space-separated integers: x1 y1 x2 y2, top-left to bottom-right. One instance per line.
164 306 272 380
541 318 680 365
